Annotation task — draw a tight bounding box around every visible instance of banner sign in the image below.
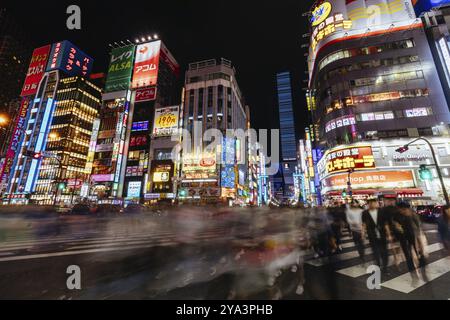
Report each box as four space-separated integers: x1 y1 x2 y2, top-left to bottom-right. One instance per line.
21 45 51 97
131 41 161 89
105 45 135 92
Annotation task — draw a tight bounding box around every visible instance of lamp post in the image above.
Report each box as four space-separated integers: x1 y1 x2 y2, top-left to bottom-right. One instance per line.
396 137 449 206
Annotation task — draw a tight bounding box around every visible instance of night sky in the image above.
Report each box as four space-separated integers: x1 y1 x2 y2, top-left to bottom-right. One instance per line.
3 0 311 134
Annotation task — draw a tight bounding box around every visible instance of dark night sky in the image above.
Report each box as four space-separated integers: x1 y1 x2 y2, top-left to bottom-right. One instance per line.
3 0 311 134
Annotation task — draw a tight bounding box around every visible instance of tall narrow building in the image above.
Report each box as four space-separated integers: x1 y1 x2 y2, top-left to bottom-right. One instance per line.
276 71 297 200
89 39 180 204
179 58 249 204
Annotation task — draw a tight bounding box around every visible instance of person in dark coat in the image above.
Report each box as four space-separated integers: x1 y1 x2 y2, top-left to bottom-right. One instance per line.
362 198 390 272
438 206 450 253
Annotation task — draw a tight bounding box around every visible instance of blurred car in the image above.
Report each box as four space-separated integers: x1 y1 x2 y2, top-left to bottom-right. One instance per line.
68 204 92 216
123 204 146 215
415 205 435 221
91 204 122 217
431 205 444 222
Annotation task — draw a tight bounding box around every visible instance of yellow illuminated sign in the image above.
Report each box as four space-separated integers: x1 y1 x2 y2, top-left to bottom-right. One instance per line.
153 172 170 183
311 2 332 27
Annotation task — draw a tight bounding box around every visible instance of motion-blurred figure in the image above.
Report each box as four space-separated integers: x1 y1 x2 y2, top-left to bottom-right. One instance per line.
393 202 427 275
438 206 450 253
345 201 365 261
362 198 390 272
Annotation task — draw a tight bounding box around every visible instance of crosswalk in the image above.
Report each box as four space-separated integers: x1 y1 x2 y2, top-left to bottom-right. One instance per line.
305 230 450 295
0 225 233 263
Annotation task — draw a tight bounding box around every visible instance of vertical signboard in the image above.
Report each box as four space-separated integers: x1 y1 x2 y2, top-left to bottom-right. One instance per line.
105 45 136 92
20 45 51 97
0 98 31 189
131 41 161 89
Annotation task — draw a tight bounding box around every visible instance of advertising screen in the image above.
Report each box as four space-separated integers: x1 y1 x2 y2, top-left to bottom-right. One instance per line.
150 160 174 193
46 40 93 77
21 45 51 97
153 106 179 137
131 41 161 89
127 181 142 198
132 121 149 132
105 45 135 92
412 0 450 16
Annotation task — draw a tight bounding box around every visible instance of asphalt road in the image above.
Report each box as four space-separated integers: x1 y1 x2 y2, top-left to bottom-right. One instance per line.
0 207 448 300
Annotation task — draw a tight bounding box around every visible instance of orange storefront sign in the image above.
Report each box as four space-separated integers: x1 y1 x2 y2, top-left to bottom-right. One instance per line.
322 170 415 192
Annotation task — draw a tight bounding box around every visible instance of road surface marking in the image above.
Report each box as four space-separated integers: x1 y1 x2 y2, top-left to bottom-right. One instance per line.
336 243 444 278
381 256 450 294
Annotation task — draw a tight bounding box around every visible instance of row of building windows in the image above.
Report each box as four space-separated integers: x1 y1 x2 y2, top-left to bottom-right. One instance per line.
325 88 429 114
187 72 231 84
318 39 415 73
323 55 420 81
350 70 424 87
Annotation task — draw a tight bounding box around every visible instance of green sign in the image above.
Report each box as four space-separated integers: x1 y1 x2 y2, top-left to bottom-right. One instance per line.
105 45 135 92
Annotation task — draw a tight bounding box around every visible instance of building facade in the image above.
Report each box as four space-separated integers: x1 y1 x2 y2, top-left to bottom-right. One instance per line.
179 58 249 204
5 41 98 204
306 0 450 204
89 40 180 204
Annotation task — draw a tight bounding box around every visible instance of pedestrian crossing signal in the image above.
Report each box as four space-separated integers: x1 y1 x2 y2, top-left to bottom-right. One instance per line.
342 189 347 198
419 165 432 181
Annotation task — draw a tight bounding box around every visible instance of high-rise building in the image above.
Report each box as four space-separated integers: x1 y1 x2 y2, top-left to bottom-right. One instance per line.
306 0 450 204
179 58 249 204
276 71 297 200
421 3 450 109
89 40 180 204
5 41 100 204
0 8 32 159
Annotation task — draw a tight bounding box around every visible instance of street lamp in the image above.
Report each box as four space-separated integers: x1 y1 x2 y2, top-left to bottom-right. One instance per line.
395 137 450 206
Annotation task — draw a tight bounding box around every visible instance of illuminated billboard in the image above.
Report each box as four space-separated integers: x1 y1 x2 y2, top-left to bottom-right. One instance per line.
321 170 415 193
152 106 179 137
150 160 175 193
21 45 51 97
135 87 157 102
412 0 450 16
131 41 161 89
0 98 30 188
127 181 142 198
132 121 149 132
46 40 93 77
105 45 135 92
308 0 418 80
318 146 376 177
182 153 217 173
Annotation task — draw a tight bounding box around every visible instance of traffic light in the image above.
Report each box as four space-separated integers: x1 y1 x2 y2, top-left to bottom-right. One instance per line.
419 165 433 181
179 189 187 197
395 146 409 154
341 189 347 198
58 182 66 191
33 152 42 160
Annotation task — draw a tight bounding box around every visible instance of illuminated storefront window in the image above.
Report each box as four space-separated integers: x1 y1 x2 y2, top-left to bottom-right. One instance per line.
318 39 415 72
325 115 356 133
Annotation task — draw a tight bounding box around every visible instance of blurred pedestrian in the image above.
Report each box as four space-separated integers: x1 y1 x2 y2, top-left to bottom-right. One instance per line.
345 201 365 261
438 205 450 253
379 195 402 268
362 198 390 272
392 202 426 273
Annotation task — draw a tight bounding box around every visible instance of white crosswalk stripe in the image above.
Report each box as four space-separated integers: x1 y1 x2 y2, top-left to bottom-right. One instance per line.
306 235 450 294
381 256 450 293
